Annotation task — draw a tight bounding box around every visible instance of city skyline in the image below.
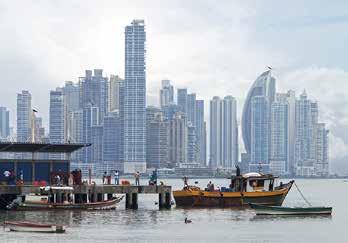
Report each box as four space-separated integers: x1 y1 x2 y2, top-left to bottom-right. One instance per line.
0 1 346 173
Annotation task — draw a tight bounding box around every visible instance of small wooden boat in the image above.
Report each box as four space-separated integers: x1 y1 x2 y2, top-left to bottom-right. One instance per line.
173 173 294 208
249 203 332 215
7 186 124 211
4 221 66 233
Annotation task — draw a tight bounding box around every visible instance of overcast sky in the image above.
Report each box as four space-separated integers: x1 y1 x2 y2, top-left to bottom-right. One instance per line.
0 0 347 173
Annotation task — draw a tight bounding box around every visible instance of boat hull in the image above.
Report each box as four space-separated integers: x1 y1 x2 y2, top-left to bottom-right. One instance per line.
13 197 123 211
250 204 332 215
4 221 65 233
173 182 293 208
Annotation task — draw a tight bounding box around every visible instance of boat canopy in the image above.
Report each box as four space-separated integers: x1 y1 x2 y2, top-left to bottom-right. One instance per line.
242 172 262 178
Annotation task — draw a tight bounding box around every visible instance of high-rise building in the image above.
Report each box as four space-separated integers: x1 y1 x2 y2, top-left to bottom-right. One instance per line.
270 94 289 175
195 100 206 166
83 105 99 164
17 90 32 142
242 70 275 170
160 80 174 108
0 107 10 139
63 81 80 114
49 89 66 144
169 112 187 167
223 96 238 169
79 69 108 166
177 88 188 113
249 96 269 172
146 110 169 168
103 111 122 171
108 75 124 112
79 69 108 125
62 81 80 142
123 19 147 173
209 96 238 169
70 109 83 162
295 90 329 177
163 103 180 121
34 117 45 142
187 93 196 125
314 123 329 177
187 124 197 163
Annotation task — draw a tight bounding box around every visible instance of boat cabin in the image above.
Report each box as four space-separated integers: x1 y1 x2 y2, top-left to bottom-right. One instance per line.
230 172 278 192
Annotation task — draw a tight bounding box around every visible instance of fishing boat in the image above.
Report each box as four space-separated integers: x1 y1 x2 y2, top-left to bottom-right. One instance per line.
7 186 123 210
173 173 294 208
4 221 66 233
249 203 332 215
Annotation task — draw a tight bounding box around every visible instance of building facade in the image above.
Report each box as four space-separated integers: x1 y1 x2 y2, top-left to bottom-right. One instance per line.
17 90 32 142
177 88 188 114
249 96 269 172
295 90 329 177
168 112 187 167
123 19 147 173
0 107 10 139
146 111 169 168
209 96 238 169
160 80 174 108
108 75 124 112
195 100 206 166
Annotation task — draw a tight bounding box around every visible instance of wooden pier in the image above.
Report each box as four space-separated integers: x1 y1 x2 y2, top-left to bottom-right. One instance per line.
0 184 172 210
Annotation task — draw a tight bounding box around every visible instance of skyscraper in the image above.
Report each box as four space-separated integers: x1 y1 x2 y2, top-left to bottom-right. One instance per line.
123 19 146 173
295 90 329 177
169 112 187 167
0 107 10 140
79 69 108 125
242 70 275 170
187 93 196 125
177 88 188 113
210 96 238 169
195 100 206 166
187 124 197 163
17 90 32 142
62 81 80 142
108 75 124 112
49 89 66 144
250 96 269 172
146 110 169 168
270 94 289 175
160 80 174 108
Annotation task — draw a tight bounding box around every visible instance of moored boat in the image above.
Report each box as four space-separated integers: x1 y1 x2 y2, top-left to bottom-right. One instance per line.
249 203 332 215
4 221 66 233
173 173 294 208
7 186 123 210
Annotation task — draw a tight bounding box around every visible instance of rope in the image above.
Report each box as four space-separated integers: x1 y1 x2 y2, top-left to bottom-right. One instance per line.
294 182 312 206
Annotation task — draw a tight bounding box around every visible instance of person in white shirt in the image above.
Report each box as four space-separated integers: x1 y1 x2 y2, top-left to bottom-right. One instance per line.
3 170 10 185
114 170 119 185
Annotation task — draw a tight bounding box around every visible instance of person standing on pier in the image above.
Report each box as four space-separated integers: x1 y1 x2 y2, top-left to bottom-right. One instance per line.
103 171 107 184
135 171 140 186
114 170 120 185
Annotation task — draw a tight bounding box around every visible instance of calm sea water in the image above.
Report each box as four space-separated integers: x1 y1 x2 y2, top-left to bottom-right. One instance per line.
0 178 345 243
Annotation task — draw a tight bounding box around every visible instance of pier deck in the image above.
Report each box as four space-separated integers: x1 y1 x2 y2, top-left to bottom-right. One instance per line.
0 185 172 210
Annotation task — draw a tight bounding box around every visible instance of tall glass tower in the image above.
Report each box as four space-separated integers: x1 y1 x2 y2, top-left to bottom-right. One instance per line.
242 70 275 170
123 20 146 173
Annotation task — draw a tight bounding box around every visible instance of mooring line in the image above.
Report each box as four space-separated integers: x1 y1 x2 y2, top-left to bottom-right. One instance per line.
294 182 312 206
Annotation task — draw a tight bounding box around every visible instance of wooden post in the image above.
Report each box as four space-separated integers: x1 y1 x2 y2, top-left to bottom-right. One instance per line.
125 193 131 209
132 193 138 209
165 192 171 209
158 193 163 209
